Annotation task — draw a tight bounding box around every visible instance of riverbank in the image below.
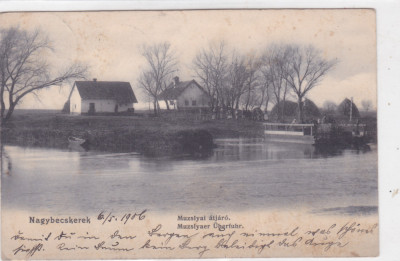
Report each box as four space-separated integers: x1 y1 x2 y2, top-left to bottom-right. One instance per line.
1 110 265 156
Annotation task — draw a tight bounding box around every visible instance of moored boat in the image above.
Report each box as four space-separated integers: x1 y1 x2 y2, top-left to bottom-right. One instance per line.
263 123 315 144
68 136 87 146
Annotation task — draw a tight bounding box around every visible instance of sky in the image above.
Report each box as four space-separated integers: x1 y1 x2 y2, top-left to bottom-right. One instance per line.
0 9 376 110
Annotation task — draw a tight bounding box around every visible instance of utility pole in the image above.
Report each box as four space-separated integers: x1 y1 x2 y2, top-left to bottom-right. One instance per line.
349 97 353 122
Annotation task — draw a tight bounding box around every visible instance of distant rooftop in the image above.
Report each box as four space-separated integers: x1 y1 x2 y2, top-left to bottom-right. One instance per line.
159 77 205 100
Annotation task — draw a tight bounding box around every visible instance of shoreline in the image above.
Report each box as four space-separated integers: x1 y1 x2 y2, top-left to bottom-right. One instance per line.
1 112 265 156
1 110 377 156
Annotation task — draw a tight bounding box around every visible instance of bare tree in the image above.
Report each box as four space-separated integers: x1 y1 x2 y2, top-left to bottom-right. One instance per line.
260 45 292 121
192 41 228 111
138 42 178 115
0 27 87 124
160 75 174 110
137 70 159 114
240 84 261 111
226 51 248 111
361 99 373 112
283 44 337 122
257 74 272 113
243 55 261 111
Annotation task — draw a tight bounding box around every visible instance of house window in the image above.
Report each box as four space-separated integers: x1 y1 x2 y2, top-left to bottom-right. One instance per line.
192 100 197 106
185 100 189 106
169 100 175 105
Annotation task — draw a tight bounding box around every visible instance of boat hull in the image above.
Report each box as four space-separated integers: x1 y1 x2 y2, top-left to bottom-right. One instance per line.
264 133 315 144
68 137 87 146
263 123 315 145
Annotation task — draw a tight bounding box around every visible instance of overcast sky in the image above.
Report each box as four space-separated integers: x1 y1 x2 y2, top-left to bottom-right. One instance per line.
0 9 376 110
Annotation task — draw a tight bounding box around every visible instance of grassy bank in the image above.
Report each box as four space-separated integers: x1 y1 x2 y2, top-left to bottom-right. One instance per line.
1 110 265 156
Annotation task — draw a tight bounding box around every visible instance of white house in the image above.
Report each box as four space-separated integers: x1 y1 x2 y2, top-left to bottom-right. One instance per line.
69 79 138 115
159 77 210 110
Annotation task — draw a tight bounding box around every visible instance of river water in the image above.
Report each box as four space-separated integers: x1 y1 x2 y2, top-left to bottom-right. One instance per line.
1 139 378 215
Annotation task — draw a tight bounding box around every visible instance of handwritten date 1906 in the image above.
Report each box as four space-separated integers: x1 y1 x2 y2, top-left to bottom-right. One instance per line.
97 210 147 225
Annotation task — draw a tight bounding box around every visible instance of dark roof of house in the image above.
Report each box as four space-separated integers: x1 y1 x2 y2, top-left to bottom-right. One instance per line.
159 80 205 100
73 81 138 104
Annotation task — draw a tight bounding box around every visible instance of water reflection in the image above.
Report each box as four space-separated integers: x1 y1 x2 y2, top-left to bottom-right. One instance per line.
78 153 132 172
1 139 378 215
0 146 12 176
213 138 352 161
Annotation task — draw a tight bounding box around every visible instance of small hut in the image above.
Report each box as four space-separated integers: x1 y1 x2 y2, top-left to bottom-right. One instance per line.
337 98 360 119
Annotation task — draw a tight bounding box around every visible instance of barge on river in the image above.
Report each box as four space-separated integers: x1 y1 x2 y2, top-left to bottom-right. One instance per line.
263 122 368 146
263 123 315 144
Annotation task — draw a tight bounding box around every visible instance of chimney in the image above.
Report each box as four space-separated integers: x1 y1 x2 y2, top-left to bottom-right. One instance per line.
173 76 179 87
93 78 97 82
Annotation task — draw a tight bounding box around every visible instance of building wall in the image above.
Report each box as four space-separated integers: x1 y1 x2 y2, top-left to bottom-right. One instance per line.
117 103 134 112
81 100 133 113
69 85 134 114
70 86 81 115
176 82 210 110
81 99 115 113
82 100 133 113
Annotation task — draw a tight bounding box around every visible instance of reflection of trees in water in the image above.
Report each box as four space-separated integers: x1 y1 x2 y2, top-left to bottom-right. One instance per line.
138 157 175 172
302 146 314 158
78 153 131 172
213 139 374 161
2 141 377 214
213 142 241 162
263 142 315 160
1 146 12 175
213 139 318 161
313 146 342 158
314 143 371 158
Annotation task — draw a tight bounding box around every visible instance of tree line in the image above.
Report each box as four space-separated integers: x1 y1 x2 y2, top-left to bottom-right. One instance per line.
138 41 337 122
0 26 337 124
